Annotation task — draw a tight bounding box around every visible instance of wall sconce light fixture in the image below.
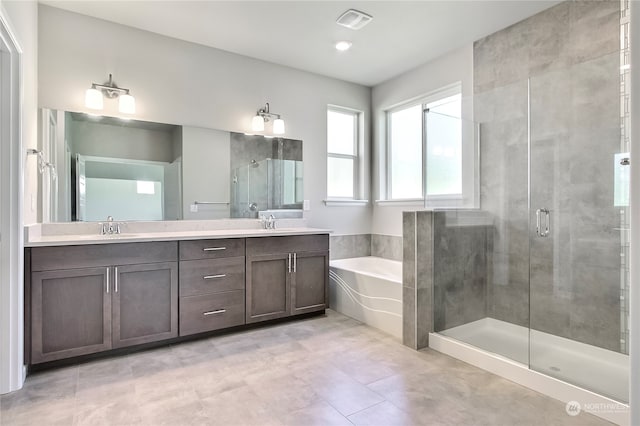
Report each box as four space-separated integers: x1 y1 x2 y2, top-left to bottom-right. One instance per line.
251 103 285 135
85 74 136 114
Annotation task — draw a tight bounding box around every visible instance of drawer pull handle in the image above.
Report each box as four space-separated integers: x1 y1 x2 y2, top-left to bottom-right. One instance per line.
203 309 226 316
203 247 226 252
203 274 226 280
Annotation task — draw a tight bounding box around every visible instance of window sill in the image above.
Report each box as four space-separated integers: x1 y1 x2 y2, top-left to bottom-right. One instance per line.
376 194 465 207
375 199 424 207
323 199 369 207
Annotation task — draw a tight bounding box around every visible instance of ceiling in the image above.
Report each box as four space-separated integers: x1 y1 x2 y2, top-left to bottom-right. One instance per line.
41 1 559 87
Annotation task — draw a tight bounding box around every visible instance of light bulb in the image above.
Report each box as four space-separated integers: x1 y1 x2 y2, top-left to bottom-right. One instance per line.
273 118 285 135
335 41 352 51
252 115 265 132
118 94 136 114
85 88 103 110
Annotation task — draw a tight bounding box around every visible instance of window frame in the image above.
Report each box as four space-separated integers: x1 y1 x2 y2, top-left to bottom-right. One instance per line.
384 83 463 202
326 105 363 201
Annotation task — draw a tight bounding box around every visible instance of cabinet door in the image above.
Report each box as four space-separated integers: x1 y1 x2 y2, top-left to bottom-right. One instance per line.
292 251 329 315
246 253 291 323
31 267 111 364
112 262 178 348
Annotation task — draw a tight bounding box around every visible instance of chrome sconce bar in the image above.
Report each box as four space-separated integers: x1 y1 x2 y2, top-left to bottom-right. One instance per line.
251 102 285 135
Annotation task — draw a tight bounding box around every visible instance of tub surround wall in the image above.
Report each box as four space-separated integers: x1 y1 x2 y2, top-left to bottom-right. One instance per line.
402 211 434 350
330 234 403 261
402 212 418 349
371 234 403 262
475 0 622 352
330 235 371 260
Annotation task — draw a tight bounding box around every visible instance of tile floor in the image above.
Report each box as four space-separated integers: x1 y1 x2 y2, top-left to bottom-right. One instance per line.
0 310 609 426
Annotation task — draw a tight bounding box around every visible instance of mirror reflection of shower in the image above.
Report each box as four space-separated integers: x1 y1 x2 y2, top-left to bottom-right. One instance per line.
229 133 303 218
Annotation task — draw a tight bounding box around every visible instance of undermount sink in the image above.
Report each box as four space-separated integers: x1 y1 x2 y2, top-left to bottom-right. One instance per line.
99 233 143 239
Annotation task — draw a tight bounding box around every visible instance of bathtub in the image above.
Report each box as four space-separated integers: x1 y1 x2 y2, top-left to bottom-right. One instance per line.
329 256 402 340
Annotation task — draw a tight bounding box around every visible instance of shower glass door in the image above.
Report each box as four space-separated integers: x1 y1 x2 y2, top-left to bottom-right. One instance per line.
433 80 531 365
528 50 629 403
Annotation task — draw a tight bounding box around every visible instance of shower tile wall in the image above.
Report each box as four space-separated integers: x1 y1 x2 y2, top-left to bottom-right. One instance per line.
403 210 490 349
229 134 303 218
230 133 273 218
475 0 622 351
433 211 490 332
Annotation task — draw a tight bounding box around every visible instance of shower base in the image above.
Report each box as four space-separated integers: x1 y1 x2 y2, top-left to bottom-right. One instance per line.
431 318 629 425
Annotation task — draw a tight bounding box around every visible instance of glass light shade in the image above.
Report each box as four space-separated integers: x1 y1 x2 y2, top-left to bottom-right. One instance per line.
273 118 285 135
335 41 352 51
252 115 265 132
118 94 136 114
85 88 104 110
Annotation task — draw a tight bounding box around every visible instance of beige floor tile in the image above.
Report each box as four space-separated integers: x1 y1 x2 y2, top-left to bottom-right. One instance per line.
1 310 611 426
347 401 416 426
281 400 353 426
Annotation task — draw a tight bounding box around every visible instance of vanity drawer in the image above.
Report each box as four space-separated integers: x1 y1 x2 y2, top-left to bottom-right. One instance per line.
179 239 245 261
31 242 178 272
246 234 329 256
179 290 245 336
179 257 245 297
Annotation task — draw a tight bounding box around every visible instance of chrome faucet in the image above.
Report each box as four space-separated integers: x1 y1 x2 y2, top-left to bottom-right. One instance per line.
259 214 277 230
99 216 122 235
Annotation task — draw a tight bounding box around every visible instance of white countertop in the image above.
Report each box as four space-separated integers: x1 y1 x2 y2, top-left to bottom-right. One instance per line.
25 224 331 247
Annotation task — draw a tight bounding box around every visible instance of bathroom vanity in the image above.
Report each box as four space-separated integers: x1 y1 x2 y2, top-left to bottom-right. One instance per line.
24 228 329 366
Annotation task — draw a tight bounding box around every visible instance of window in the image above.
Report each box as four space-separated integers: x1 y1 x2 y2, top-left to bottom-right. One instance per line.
386 86 462 200
388 104 422 199
327 106 360 199
425 93 462 196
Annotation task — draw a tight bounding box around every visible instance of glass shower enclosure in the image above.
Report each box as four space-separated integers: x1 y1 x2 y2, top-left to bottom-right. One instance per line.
433 47 630 403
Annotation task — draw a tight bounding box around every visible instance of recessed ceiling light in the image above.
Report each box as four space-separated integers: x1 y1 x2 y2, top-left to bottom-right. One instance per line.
335 41 352 51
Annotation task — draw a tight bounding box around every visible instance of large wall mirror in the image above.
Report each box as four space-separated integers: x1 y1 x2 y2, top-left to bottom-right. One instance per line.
39 109 303 222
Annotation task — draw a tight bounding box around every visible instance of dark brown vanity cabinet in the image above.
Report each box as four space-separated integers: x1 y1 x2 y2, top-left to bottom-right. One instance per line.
29 242 178 364
178 239 246 336
246 235 329 324
31 267 112 363
26 233 329 365
291 250 329 315
112 262 178 349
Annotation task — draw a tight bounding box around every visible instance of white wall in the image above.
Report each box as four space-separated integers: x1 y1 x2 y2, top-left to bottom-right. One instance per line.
38 5 372 234
181 127 230 220
370 45 473 236
4 0 37 225
69 119 176 162
0 0 37 395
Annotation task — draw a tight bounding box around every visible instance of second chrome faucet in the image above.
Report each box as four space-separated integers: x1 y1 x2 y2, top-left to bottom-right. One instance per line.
99 215 123 235
260 214 277 230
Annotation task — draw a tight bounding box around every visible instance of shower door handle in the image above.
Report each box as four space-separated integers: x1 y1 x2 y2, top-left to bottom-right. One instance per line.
536 208 550 237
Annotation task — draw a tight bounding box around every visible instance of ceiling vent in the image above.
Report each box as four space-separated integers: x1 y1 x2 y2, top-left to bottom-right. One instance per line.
336 9 373 30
